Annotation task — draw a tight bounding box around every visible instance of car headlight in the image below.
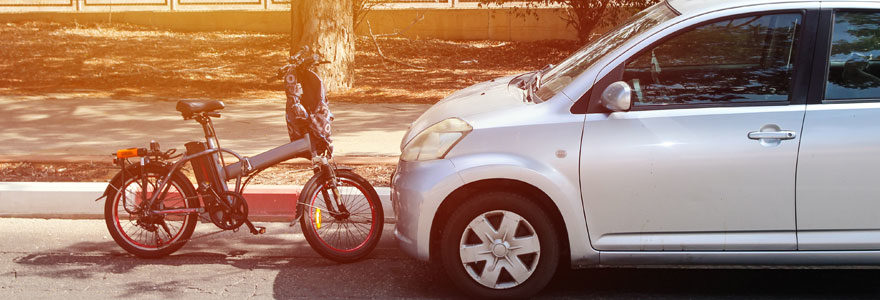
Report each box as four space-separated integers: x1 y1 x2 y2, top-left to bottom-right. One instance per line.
401 118 472 162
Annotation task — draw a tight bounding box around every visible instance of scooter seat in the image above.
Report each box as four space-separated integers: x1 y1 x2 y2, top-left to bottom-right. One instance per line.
176 100 225 118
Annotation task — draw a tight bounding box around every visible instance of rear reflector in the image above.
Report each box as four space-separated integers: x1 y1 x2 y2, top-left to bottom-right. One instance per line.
116 148 146 159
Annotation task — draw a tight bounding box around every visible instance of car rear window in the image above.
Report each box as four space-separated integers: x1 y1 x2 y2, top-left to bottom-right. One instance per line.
824 11 880 101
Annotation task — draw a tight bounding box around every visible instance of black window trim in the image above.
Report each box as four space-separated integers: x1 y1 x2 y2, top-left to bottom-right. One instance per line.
629 100 801 112
575 8 819 114
813 8 880 105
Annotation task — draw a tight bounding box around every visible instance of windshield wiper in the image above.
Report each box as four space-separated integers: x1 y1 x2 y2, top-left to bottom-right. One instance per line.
535 63 553 89
525 64 554 103
511 64 553 103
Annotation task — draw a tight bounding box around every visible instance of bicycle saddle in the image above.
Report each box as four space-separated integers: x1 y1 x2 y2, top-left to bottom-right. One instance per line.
176 100 225 118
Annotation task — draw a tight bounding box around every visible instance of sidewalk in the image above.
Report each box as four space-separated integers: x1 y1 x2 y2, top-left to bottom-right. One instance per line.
0 95 430 219
0 95 431 164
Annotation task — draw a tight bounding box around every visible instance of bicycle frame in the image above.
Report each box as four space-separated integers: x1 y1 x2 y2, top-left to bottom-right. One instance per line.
138 113 316 217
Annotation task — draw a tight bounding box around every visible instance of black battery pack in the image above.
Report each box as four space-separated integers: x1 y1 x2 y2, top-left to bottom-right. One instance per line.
185 141 222 189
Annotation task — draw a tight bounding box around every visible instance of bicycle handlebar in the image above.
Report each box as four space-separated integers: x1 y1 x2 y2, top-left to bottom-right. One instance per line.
289 46 310 63
275 47 331 81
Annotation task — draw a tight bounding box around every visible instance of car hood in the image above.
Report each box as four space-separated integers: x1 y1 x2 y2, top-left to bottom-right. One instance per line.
401 75 527 149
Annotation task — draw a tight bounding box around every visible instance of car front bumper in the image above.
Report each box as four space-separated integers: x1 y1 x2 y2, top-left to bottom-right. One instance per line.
391 158 464 262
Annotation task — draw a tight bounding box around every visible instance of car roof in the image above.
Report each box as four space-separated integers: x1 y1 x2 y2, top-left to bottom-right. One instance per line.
667 0 877 15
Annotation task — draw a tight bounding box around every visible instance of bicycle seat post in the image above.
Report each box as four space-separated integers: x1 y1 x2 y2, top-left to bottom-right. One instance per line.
191 112 230 195
195 114 219 150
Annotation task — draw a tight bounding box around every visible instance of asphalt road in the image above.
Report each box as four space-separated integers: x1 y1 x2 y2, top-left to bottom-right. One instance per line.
3 218 880 299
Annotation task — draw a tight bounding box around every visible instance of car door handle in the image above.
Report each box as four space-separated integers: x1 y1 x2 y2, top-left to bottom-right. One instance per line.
748 131 797 140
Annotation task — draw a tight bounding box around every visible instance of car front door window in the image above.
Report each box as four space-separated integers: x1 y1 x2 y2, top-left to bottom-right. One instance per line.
622 13 803 107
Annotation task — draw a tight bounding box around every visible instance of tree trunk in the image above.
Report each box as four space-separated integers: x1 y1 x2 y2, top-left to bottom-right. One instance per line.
291 0 354 92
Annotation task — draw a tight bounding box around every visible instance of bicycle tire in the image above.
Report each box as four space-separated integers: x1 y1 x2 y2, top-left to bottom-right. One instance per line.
104 164 199 258
299 169 383 263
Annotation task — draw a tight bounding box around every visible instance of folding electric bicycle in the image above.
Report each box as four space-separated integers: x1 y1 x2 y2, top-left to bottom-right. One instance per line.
99 48 383 263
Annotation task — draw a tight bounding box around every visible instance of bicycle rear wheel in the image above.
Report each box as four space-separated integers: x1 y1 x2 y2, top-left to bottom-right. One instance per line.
299 169 383 263
104 165 198 258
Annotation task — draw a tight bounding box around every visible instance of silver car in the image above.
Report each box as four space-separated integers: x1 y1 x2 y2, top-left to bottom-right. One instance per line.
391 0 880 297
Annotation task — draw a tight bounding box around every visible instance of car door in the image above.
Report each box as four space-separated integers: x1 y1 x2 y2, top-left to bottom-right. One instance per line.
580 9 817 251
796 8 880 250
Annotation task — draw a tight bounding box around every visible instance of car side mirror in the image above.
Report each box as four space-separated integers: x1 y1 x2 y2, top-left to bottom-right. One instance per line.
600 81 632 112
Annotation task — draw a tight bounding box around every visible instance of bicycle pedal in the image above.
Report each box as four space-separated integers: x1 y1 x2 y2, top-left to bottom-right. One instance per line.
243 220 265 235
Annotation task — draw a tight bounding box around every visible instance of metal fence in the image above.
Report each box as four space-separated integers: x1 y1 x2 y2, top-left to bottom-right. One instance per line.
0 0 536 13
388 0 505 2
384 0 515 7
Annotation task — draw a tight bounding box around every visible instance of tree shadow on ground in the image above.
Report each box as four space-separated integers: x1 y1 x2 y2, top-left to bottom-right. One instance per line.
0 22 288 102
10 225 461 298
0 22 579 105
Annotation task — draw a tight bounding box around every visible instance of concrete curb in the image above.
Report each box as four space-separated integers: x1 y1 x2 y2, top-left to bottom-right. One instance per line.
0 182 394 222
0 155 400 165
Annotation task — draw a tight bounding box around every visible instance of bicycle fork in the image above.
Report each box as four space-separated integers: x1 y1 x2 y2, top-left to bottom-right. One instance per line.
322 165 350 218
322 185 348 218
294 163 348 229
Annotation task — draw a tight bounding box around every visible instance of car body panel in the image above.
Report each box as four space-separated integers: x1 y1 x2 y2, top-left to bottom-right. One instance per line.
400 76 522 149
447 96 595 264
391 159 465 260
581 105 805 251
797 98 880 250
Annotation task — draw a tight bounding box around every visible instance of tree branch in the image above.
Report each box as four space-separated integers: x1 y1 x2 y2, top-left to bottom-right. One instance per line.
366 20 425 69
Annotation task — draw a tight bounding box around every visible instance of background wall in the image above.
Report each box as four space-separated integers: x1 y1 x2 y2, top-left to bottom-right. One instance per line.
358 8 580 41
0 0 291 12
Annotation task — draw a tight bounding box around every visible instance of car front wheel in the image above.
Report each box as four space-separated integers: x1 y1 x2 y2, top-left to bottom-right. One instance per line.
440 191 560 299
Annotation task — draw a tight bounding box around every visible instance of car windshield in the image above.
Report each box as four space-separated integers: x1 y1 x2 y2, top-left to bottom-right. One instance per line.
534 2 678 101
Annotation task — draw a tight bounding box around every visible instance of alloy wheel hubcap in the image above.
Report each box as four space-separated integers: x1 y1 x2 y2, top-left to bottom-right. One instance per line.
491 241 510 257
459 210 540 290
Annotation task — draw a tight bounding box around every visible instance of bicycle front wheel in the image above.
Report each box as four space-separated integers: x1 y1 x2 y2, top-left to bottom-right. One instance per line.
299 169 383 263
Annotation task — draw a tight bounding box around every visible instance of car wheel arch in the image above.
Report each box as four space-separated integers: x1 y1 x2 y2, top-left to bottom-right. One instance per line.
428 178 571 265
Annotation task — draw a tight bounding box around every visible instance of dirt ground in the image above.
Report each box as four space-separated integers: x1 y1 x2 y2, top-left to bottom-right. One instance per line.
0 21 580 184
0 21 579 104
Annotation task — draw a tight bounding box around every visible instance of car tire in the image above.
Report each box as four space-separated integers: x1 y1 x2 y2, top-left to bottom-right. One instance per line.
440 191 560 299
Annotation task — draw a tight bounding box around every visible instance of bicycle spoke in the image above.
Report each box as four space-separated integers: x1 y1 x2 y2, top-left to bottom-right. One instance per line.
347 197 370 215
160 220 173 238
348 221 368 243
341 221 354 248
